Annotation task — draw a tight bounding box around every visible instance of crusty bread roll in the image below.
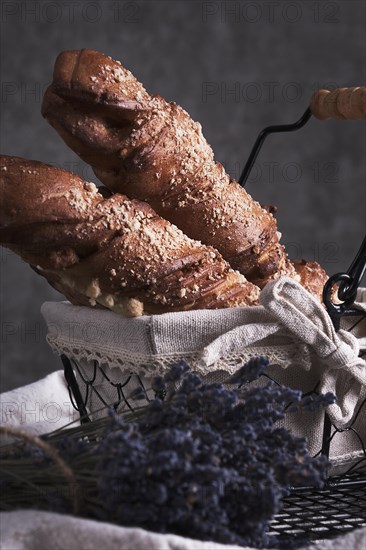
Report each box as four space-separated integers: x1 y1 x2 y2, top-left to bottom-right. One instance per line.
0 155 260 316
41 49 328 301
292 260 328 302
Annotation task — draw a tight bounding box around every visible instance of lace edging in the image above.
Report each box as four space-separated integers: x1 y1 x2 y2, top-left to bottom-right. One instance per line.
47 335 311 376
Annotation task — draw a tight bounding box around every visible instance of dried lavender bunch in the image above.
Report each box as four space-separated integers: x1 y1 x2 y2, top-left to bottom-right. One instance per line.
97 358 334 547
0 357 334 548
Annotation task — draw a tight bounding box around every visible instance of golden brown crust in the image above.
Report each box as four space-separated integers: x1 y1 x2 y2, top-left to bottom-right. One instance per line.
292 260 329 302
0 155 259 315
42 49 298 289
42 49 331 300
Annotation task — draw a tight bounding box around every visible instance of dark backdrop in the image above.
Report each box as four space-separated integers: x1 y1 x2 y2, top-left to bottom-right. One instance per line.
1 0 365 391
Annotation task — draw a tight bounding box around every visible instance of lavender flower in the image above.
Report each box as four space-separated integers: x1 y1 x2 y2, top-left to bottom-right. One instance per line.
225 356 270 385
95 360 332 547
163 359 190 383
286 392 336 413
0 358 334 549
151 375 166 397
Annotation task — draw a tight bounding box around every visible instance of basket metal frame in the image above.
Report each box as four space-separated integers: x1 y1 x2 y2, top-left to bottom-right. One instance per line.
62 104 366 545
61 352 366 545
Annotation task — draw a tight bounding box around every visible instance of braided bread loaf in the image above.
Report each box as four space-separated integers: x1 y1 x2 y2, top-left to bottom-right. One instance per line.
41 49 328 299
0 156 260 316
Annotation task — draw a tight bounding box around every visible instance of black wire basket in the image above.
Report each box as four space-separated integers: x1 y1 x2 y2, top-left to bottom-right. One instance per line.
61 322 366 547
61 88 366 547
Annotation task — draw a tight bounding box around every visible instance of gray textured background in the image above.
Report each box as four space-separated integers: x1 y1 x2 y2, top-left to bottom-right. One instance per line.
1 0 365 391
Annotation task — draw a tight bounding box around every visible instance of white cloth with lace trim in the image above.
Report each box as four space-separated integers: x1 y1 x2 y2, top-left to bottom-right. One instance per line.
1 376 365 550
41 277 366 469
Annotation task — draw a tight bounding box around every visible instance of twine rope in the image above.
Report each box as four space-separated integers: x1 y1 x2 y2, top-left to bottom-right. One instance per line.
0 425 80 515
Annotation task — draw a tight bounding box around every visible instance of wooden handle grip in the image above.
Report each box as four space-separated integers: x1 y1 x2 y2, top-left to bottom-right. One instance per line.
311 87 366 120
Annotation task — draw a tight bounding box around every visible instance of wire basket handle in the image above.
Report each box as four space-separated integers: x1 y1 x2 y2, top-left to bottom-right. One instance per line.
239 87 366 326
311 87 366 120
